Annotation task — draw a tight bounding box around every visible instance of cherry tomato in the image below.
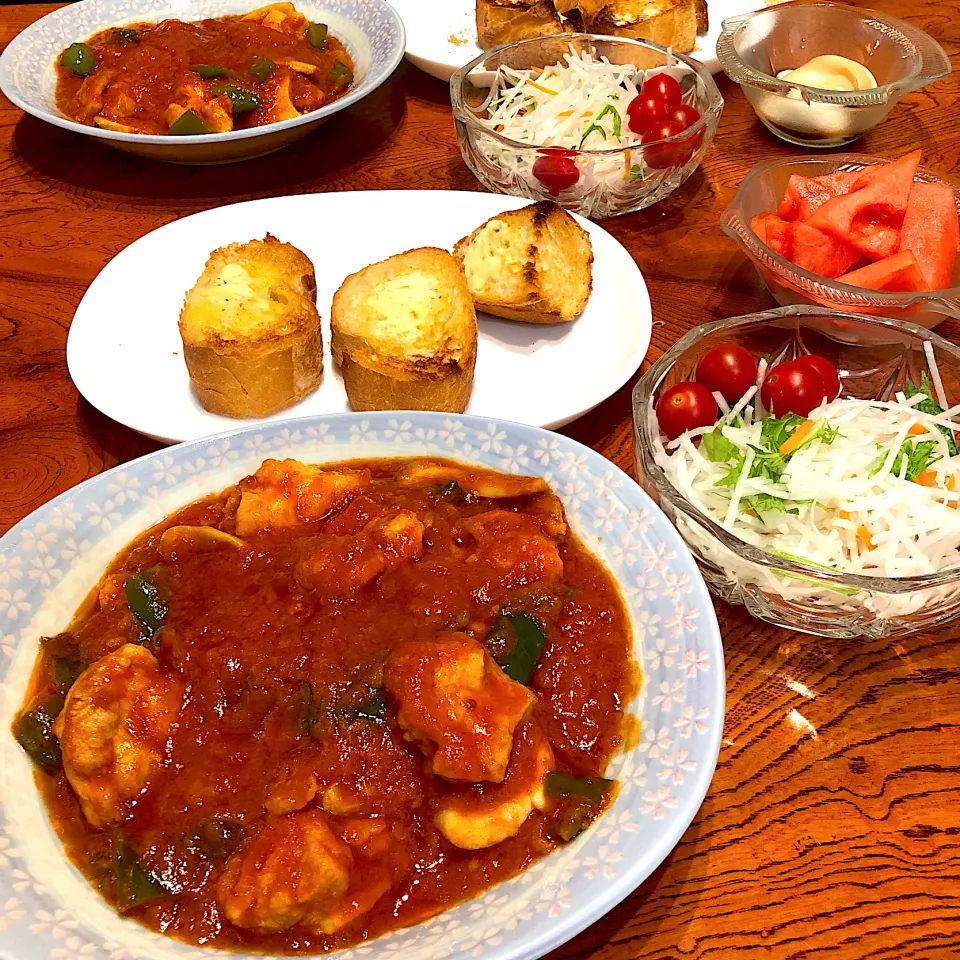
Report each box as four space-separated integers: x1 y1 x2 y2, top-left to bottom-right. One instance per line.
656 382 719 440
626 92 669 135
641 119 693 170
532 147 579 196
794 355 841 402
760 360 828 418
695 343 758 403
641 73 683 108
668 103 701 131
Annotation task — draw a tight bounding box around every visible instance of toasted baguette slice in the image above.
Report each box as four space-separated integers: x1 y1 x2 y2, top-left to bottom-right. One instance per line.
477 0 563 48
331 248 477 413
694 0 708 34
453 201 593 325
179 235 322 418
581 0 697 53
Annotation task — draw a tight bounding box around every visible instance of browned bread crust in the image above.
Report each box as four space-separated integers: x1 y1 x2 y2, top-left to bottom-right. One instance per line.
179 235 322 418
476 0 564 48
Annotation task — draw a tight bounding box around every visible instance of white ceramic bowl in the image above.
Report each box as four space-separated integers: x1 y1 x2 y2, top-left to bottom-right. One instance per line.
0 412 724 960
0 0 405 164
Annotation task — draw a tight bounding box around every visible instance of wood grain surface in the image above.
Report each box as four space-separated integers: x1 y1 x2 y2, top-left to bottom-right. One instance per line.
2 2 960 958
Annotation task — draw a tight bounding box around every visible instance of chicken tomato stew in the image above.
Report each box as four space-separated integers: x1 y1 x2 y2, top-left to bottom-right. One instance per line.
14 457 638 952
55 3 354 136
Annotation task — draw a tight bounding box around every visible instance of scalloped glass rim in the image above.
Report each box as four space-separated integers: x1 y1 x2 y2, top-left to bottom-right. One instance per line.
716 2 950 106
720 154 960 310
449 32 724 156
632 305 960 594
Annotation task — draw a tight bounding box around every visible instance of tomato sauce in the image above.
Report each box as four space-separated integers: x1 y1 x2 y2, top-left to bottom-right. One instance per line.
55 4 354 135
15 458 638 953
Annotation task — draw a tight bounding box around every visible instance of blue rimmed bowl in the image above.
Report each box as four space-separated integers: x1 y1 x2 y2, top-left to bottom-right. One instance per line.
0 0 405 164
0 412 723 960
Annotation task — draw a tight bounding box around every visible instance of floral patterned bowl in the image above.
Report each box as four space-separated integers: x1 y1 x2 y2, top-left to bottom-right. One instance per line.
0 0 405 164
0 413 723 960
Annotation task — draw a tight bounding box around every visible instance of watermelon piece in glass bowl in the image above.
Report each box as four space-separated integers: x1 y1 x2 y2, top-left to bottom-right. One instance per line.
721 154 960 330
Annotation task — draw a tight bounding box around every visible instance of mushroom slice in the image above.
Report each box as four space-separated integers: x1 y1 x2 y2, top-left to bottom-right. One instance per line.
395 461 547 498
92 117 138 133
159 525 245 561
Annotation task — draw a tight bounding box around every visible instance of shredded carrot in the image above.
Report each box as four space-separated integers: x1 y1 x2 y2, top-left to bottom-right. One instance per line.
494 124 503 132
623 148 632 182
915 469 938 487
525 79 558 96
857 525 874 549
838 509 850 521
908 423 929 436
556 110 574 118
779 420 814 456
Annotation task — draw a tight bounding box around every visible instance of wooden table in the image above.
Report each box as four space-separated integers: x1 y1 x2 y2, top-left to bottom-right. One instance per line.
2 3 959 957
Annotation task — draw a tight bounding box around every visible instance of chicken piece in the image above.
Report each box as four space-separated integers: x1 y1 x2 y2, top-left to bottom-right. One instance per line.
396 461 548 499
77 69 117 118
384 634 536 782
297 512 424 598
233 459 371 535
218 810 352 932
200 95 234 133
527 491 567 538
242 1 307 31
93 117 138 133
315 865 391 934
258 68 301 125
101 80 137 119
264 759 319 815
464 510 563 587
290 74 326 114
53 644 183 828
436 722 554 849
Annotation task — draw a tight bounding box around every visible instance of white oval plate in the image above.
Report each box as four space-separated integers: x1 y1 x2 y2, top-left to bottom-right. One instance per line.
0 411 724 960
67 190 652 443
391 0 768 81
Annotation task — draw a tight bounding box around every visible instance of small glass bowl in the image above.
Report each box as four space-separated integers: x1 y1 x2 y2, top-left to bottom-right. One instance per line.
720 154 960 331
717 3 950 148
449 34 723 219
633 305 960 639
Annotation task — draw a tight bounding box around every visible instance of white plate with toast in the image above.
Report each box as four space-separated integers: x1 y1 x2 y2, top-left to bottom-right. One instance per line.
67 190 652 443
392 0 769 81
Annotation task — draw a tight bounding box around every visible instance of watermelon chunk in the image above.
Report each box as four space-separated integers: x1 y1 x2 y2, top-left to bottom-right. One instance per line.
788 221 862 279
778 171 860 221
836 251 927 292
806 150 922 260
898 181 960 290
751 213 792 258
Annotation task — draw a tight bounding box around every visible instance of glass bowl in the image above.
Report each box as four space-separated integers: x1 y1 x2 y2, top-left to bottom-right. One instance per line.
716 3 950 148
449 34 723 219
720 154 960 331
632 305 960 639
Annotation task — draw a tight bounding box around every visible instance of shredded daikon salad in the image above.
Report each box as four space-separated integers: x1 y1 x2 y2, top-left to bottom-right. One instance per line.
474 49 692 201
653 373 960 616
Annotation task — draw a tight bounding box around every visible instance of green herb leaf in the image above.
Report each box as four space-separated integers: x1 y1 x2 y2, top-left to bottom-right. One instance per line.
125 572 167 637
486 613 546 686
749 493 787 517
327 60 352 91
701 425 740 464
578 103 621 150
905 375 959 455
769 549 860 597
552 803 592 843
544 771 614 802
629 163 644 181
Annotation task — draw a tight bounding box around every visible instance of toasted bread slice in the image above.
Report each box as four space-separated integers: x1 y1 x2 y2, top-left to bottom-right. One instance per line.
580 0 697 52
331 248 478 413
179 235 322 418
453 201 593 325
477 0 564 48
694 0 708 34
